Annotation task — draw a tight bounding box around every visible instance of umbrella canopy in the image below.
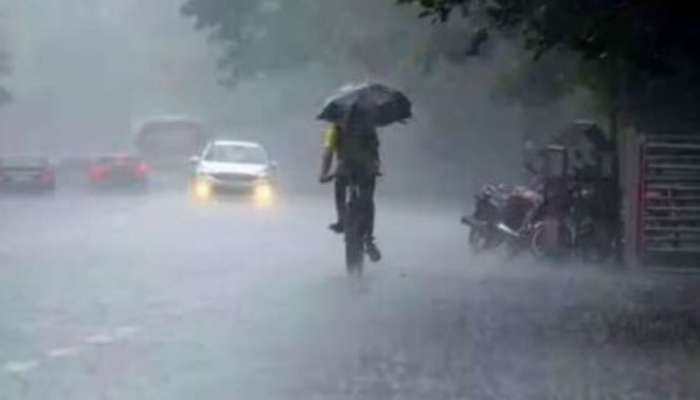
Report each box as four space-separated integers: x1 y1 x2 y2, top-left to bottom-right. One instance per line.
317 83 412 129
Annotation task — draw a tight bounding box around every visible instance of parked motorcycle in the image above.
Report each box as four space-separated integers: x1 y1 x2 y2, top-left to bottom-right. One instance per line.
567 183 616 263
462 184 542 254
461 184 505 252
464 125 619 264
529 182 615 263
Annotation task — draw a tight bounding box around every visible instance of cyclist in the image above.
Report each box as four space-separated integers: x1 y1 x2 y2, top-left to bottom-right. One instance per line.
319 113 382 262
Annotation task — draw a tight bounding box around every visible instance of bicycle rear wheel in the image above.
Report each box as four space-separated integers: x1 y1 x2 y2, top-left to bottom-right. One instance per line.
344 199 364 276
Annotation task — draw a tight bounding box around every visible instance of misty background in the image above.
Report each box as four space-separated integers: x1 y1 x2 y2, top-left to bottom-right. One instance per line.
0 0 596 199
4 3 700 399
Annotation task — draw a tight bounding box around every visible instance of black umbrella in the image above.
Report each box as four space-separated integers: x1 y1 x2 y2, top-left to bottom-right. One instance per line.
317 83 412 129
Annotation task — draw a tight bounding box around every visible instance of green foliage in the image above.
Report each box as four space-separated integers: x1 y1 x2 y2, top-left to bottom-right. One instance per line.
397 2 629 60
181 1 427 87
181 0 350 86
0 50 10 76
492 50 578 107
400 0 700 79
400 0 700 128
0 87 11 106
0 50 11 106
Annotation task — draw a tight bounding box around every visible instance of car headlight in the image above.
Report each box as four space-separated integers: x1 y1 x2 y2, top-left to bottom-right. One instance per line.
253 180 275 207
192 177 213 200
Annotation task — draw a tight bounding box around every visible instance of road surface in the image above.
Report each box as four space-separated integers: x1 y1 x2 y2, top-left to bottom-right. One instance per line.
1 183 699 399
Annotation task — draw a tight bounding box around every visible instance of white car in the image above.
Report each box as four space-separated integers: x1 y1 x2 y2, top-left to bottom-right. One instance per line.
190 140 277 205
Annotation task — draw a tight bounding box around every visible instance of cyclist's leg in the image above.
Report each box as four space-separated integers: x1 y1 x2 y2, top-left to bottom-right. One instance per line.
331 175 348 232
363 175 376 239
354 174 370 235
358 173 381 261
335 175 348 222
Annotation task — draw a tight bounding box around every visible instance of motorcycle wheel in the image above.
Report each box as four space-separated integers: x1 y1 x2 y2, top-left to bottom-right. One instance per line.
468 227 504 253
468 228 489 253
530 220 573 261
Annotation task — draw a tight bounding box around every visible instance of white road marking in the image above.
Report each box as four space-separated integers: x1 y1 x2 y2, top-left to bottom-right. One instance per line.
3 360 40 374
84 334 115 345
114 325 142 338
47 347 82 359
2 321 145 374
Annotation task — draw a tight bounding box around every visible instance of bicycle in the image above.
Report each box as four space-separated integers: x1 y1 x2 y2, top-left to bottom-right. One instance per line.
323 173 376 276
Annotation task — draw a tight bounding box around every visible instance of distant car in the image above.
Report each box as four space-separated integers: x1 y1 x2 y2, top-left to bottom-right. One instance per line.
88 154 150 189
0 155 56 193
190 140 277 205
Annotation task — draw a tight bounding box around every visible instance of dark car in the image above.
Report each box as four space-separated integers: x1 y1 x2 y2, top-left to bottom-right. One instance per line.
88 154 150 189
0 156 56 193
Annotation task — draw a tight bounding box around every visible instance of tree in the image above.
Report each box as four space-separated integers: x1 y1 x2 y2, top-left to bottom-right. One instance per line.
398 1 700 263
180 0 425 86
397 0 700 168
0 13 12 106
0 47 11 106
180 1 356 85
0 52 11 106
398 1 700 119
182 0 323 85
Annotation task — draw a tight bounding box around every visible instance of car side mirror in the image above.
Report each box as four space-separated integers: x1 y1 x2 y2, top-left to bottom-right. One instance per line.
189 156 201 166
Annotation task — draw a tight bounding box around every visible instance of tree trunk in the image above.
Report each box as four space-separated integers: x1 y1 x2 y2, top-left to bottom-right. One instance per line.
608 56 624 265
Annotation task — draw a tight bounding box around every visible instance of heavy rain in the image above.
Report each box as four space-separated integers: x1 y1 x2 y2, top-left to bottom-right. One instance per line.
1 1 700 399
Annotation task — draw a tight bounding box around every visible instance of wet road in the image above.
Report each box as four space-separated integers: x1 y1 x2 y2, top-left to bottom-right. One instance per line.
1 185 700 399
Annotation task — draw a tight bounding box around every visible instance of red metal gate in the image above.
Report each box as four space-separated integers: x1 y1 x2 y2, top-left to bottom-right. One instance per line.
638 135 700 265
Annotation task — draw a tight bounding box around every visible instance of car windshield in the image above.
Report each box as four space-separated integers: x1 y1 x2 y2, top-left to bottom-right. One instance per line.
205 144 267 164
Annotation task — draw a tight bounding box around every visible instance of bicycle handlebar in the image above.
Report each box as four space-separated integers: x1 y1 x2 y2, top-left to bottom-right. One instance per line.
319 174 335 184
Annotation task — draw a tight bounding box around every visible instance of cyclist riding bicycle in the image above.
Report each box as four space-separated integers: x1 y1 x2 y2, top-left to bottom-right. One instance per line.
319 113 382 262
